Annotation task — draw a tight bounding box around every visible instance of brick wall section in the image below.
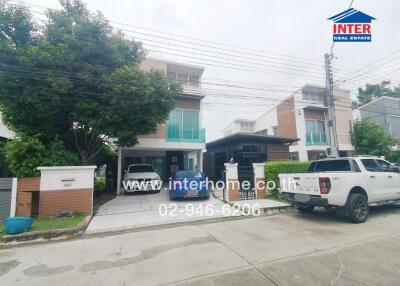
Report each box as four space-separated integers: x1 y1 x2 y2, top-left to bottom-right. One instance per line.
39 189 93 217
16 177 40 217
227 179 240 201
18 177 40 192
255 178 266 199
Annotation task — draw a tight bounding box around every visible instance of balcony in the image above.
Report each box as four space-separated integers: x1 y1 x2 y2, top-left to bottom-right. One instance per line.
166 126 206 143
306 133 329 146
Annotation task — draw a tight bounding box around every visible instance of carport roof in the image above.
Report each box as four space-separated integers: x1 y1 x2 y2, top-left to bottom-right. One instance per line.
206 133 299 149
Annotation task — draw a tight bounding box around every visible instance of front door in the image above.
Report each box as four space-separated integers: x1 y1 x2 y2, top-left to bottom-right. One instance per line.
359 159 390 202
375 159 400 200
166 151 184 179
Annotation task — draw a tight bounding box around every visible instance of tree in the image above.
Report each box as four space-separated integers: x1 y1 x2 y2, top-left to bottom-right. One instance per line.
0 0 179 164
351 120 400 163
356 81 400 106
5 136 79 177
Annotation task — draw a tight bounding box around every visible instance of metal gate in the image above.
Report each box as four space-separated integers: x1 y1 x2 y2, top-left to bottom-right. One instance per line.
238 166 256 200
0 178 12 221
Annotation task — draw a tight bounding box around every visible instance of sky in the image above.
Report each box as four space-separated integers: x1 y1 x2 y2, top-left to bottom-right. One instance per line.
20 0 400 141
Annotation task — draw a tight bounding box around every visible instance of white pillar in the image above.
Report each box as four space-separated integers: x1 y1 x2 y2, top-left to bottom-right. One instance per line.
196 150 203 172
117 147 122 195
253 163 265 199
224 163 239 202
9 177 18 217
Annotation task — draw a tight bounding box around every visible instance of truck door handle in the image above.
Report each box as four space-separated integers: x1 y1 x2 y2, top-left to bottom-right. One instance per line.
370 176 376 178
388 175 393 178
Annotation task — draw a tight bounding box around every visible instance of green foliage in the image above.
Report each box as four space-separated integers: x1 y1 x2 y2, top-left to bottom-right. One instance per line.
94 178 106 194
5 136 79 177
356 81 400 106
0 139 12 176
351 121 395 155
0 0 178 164
351 121 398 161
265 161 312 199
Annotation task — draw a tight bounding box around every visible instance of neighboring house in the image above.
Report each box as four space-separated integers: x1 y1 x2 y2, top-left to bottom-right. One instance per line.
116 58 206 194
353 96 400 141
223 119 256 136
204 133 298 182
222 84 354 161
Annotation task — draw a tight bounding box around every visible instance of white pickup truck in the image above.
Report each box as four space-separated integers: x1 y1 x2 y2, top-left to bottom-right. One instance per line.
279 156 400 223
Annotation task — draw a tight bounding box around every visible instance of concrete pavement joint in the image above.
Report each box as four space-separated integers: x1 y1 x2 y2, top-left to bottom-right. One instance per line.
329 250 345 286
198 225 279 286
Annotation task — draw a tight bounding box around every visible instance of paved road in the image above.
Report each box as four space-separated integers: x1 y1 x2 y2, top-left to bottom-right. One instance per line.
1 205 400 286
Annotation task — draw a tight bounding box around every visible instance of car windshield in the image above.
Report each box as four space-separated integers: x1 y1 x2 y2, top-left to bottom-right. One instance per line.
128 165 155 173
175 170 202 178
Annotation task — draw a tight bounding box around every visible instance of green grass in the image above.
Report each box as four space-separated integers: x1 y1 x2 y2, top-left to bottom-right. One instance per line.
0 223 5 239
29 213 86 232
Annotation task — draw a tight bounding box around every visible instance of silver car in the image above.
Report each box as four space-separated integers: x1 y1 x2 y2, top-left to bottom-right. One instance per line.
122 164 162 193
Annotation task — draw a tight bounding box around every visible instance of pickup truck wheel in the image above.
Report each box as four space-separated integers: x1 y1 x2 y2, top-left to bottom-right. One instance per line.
347 193 369 223
296 206 314 213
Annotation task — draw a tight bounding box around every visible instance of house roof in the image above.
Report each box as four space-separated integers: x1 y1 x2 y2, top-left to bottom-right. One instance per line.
357 96 400 110
206 132 299 149
328 8 376 23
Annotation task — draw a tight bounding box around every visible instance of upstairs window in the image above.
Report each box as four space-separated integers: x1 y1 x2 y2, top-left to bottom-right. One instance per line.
240 121 254 132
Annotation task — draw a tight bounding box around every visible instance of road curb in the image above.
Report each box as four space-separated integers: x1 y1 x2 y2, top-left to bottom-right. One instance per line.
0 216 91 245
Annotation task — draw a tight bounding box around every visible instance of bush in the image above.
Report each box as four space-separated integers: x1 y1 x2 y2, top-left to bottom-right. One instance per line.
5 136 79 177
94 178 106 195
265 160 312 199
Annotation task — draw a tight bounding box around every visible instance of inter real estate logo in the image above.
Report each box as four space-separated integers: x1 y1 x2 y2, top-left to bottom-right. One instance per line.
328 8 376 42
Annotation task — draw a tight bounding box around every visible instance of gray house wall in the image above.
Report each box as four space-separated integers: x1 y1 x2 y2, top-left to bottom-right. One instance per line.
0 178 12 221
360 97 400 140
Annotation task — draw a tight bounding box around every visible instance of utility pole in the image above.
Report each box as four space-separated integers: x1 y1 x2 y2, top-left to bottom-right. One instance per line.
324 53 339 158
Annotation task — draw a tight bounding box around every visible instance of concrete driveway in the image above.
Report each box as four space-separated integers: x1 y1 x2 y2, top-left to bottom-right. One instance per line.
86 188 232 234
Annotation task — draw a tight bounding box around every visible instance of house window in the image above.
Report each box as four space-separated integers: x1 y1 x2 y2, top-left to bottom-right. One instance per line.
240 121 253 132
289 152 299 161
188 75 200 87
272 126 279 136
256 129 268 135
167 71 177 79
167 109 200 140
306 120 327 145
178 73 189 85
302 87 325 102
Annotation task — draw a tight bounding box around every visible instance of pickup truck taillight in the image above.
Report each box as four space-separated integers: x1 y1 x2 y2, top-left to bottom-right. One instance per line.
319 177 331 194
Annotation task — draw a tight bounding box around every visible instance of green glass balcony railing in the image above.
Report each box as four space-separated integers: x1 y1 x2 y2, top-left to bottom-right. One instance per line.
166 126 206 143
305 133 329 146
